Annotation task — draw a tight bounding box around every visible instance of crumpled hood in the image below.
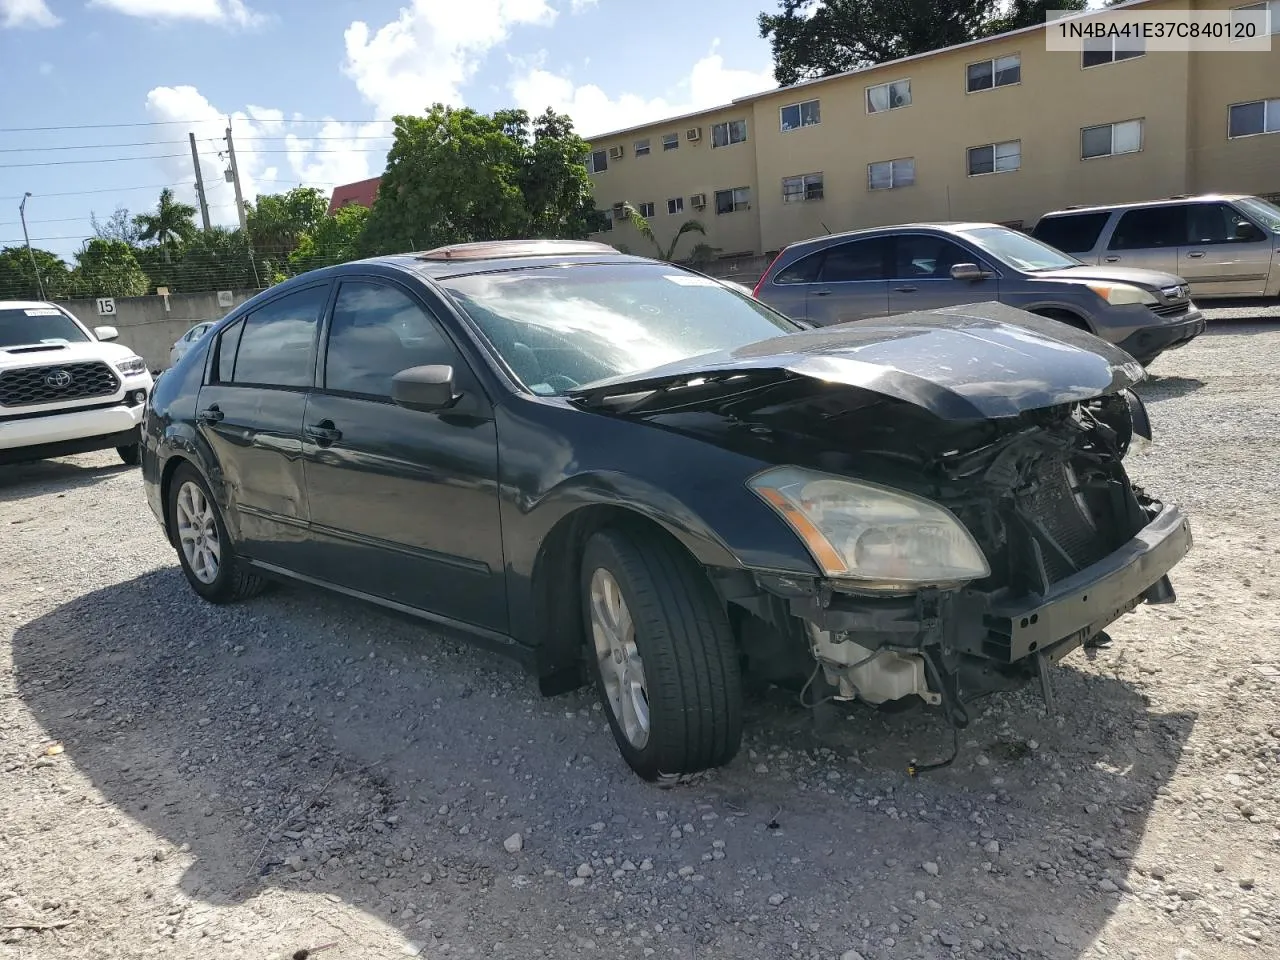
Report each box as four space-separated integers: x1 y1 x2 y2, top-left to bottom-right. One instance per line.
1034 264 1187 291
0 339 135 371
569 301 1146 421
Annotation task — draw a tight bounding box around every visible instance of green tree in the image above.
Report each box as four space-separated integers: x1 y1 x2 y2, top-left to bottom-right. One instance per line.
758 0 1086 85
91 206 142 246
618 203 708 261
288 204 370 274
70 239 149 298
174 227 258 293
133 188 197 263
246 186 330 263
360 105 602 255
0 247 72 300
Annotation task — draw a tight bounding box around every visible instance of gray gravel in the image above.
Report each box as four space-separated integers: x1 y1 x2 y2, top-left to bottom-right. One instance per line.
1 320 1278 960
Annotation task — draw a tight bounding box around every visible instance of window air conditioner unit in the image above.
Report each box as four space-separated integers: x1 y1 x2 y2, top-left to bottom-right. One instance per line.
690 193 706 209
608 146 624 161
686 127 701 142
612 202 627 217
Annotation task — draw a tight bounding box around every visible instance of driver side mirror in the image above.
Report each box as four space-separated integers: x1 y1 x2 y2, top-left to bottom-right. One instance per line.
1234 219 1261 242
391 364 458 412
950 263 991 282
94 325 119 341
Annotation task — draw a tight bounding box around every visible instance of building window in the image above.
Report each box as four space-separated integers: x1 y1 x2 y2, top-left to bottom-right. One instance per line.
711 119 748 148
779 99 821 131
596 209 613 233
866 79 911 113
637 201 656 218
1082 119 1144 159
782 173 824 202
867 157 916 190
1233 1 1280 36
662 133 679 151
715 187 751 215
1081 35 1145 68
967 54 1020 92
634 138 650 157
587 149 608 174
666 197 685 215
967 140 1021 176
1229 98 1280 137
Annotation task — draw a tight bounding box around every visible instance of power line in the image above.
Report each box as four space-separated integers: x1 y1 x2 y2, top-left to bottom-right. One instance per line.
0 153 190 169
3 182 190 199
0 118 395 133
0 135 396 154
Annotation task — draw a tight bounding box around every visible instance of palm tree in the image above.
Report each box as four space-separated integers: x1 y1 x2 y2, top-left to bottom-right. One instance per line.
618 203 707 262
133 188 197 263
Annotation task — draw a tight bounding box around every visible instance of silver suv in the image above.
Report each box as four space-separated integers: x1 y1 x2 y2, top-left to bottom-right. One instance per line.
753 222 1204 366
1032 194 1280 299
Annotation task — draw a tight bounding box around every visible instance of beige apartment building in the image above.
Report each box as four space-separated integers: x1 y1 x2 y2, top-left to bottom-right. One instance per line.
583 0 1280 262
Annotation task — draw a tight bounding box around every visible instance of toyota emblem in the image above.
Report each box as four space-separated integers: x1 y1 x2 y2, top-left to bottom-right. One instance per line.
44 369 73 388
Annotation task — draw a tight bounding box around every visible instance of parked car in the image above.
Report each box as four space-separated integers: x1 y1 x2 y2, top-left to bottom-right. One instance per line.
0 300 153 465
1032 194 1280 299
141 240 1191 780
752 222 1205 365
169 320 216 368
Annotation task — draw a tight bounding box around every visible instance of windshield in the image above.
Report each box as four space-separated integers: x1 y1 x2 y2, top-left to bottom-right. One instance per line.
439 263 798 395
959 226 1082 272
0 307 90 348
1236 196 1280 232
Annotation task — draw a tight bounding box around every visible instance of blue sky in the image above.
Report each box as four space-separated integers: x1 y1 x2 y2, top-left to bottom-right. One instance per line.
0 0 776 259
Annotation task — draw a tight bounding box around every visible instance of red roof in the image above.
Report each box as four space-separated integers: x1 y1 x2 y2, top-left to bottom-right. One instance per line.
327 176 381 215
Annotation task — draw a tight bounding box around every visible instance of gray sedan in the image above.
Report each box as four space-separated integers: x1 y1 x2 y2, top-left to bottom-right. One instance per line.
168 321 216 368
753 222 1205 365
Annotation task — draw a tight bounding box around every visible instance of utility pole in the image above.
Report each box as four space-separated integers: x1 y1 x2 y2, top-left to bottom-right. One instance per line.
18 192 45 300
224 120 248 231
190 132 211 230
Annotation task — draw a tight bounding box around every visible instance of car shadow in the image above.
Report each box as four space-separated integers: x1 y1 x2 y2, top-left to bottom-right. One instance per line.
0 457 136 503
1135 375 1207 402
12 569 1194 959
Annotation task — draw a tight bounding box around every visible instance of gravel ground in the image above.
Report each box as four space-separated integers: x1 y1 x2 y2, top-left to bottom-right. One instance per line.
2 319 1278 960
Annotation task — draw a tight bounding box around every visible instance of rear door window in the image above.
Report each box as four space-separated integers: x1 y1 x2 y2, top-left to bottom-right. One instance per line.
1108 205 1186 250
1032 212 1110 254
817 237 889 282
229 285 329 389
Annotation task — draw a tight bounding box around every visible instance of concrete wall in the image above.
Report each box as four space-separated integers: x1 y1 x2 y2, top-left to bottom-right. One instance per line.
59 289 257 372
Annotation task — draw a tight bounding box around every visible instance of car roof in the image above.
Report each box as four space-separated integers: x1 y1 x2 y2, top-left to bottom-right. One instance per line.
779 221 1000 254
1040 194 1253 218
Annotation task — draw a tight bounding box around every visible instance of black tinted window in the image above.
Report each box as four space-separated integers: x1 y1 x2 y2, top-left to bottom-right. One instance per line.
1032 212 1110 254
773 251 823 284
325 282 460 397
818 238 888 282
1109 206 1184 250
892 235 973 279
1186 203 1266 245
0 308 89 347
230 286 327 388
214 319 244 382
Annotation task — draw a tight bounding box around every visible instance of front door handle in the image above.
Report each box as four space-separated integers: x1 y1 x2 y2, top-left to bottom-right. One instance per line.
305 420 342 445
812 290 832 297
197 405 223 424
1104 256 1121 263
894 285 918 293
1186 251 1205 258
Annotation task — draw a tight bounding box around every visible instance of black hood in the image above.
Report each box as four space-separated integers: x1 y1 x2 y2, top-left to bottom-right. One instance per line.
569 301 1146 420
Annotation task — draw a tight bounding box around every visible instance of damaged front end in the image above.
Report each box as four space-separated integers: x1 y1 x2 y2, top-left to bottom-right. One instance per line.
740 390 1190 729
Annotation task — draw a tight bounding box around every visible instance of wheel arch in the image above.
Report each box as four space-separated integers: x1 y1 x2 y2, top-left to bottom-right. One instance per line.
1027 304 1095 332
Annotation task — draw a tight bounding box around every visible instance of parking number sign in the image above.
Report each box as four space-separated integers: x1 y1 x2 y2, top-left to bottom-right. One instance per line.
96 298 116 316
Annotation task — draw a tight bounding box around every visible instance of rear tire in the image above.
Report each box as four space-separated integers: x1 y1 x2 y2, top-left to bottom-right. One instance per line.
580 527 743 780
116 443 140 466
167 462 266 604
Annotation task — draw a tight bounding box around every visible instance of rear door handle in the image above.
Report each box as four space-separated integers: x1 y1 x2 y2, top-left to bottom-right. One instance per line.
305 420 342 445
894 285 918 293
1103 256 1121 263
812 290 832 297
197 405 223 424
1186 251 1205 258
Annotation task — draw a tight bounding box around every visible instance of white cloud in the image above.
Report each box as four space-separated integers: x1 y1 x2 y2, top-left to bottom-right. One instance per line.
38 60 53 73
143 85 391 227
0 0 60 28
510 42 775 137
568 0 597 11
88 0 263 27
343 0 558 116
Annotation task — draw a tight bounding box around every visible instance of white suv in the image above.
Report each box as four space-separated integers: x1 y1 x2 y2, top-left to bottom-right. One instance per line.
1 301 154 466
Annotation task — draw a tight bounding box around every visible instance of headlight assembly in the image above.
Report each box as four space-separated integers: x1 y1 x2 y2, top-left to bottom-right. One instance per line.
748 466 990 589
1087 282 1158 307
115 355 149 376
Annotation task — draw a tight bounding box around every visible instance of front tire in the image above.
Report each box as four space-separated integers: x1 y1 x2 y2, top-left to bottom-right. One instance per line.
167 463 266 604
580 528 743 780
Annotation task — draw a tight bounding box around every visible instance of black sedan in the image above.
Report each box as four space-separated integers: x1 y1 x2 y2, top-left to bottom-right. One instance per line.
141 240 1192 780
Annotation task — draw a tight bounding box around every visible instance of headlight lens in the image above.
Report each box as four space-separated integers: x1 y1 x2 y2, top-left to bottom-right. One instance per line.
1087 282 1158 306
116 355 148 376
748 466 990 588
